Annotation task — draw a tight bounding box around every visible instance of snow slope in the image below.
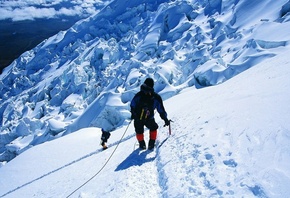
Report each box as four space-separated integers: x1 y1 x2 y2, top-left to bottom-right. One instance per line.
0 48 290 197
1 0 290 165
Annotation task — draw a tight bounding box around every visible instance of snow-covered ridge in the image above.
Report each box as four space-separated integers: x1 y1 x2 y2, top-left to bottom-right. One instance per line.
1 0 290 164
0 46 290 198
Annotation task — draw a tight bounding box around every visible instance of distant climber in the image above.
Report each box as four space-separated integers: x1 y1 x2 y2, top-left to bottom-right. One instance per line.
100 128 111 150
130 77 170 150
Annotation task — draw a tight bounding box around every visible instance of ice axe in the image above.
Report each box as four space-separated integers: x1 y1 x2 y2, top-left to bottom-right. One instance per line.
164 119 173 135
158 120 173 149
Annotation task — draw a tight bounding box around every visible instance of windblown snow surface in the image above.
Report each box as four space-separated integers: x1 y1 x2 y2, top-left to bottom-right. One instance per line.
1 0 290 197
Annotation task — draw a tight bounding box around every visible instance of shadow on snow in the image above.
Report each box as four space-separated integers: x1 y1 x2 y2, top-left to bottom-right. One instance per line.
0 133 136 197
115 149 156 171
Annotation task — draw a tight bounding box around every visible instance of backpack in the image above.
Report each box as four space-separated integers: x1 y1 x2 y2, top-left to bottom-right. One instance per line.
136 93 154 120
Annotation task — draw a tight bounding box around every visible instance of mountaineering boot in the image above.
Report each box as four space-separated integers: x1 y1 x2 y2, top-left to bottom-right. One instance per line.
102 145 108 150
148 130 157 150
139 140 146 150
136 133 146 150
148 139 155 150
101 141 108 150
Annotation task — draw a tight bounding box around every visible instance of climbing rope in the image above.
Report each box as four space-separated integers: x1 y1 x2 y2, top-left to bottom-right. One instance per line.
66 120 132 197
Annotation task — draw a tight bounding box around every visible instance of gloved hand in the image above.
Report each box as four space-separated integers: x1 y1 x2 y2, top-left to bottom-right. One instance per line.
164 118 170 126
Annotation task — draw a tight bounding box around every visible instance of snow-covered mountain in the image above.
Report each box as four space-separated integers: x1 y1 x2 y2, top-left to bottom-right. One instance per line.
0 43 290 198
0 0 290 177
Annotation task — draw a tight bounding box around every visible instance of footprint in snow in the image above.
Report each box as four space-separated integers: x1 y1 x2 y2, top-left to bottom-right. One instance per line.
223 159 238 167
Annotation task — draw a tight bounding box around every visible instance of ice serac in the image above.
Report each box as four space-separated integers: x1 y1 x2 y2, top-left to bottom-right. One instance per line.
1 0 290 163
